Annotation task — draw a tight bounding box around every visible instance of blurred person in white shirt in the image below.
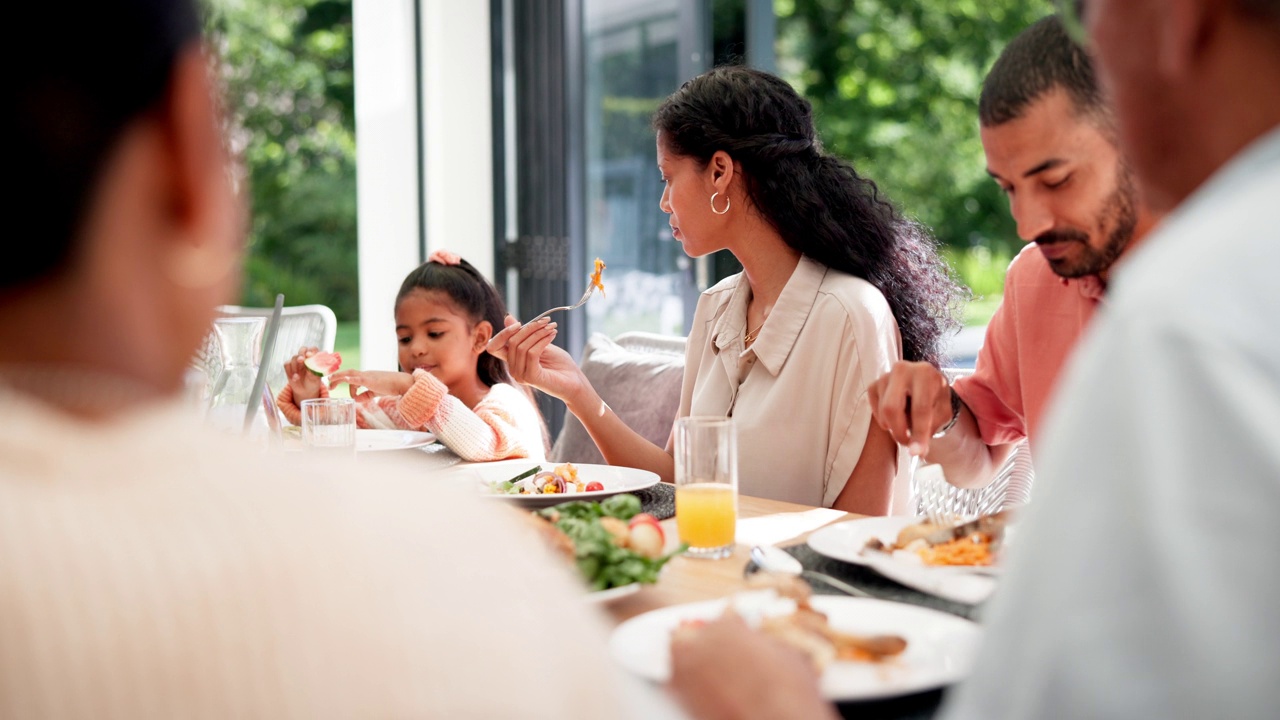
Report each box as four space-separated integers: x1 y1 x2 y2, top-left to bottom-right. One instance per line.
669 2 1280 717
0 2 672 718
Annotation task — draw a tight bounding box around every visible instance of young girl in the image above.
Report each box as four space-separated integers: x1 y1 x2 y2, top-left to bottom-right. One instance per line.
277 250 547 461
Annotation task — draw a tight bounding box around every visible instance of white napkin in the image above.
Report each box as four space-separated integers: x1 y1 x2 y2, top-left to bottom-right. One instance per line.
735 508 846 547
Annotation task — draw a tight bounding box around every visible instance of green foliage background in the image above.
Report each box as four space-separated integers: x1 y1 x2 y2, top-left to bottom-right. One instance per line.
205 0 359 320
776 0 1053 259
206 0 1054 324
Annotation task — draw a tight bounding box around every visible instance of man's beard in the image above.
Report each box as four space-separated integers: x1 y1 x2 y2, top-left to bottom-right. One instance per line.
1035 164 1139 279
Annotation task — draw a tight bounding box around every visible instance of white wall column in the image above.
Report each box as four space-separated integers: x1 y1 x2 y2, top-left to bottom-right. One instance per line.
354 0 494 371
420 0 495 277
353 0 422 373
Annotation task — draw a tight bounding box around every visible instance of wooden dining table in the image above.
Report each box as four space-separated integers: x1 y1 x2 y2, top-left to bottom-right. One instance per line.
604 494 859 624
414 451 964 719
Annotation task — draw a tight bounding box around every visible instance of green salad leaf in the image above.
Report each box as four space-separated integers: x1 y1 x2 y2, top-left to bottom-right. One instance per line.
535 493 684 591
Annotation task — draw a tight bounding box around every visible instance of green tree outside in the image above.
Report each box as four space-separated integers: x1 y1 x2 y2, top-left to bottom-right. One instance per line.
206 0 1052 326
205 0 359 321
777 0 1054 315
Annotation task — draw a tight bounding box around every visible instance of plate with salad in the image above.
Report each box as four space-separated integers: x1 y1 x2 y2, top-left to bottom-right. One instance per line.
526 493 684 595
470 461 661 508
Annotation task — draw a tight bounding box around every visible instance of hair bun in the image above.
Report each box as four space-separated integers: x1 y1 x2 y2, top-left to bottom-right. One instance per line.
427 249 462 266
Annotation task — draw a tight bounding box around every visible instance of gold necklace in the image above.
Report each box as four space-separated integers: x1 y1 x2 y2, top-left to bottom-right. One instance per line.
744 321 765 344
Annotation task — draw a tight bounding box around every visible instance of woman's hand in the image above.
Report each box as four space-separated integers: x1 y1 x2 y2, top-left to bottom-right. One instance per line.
283 346 325 402
487 315 588 404
329 369 415 398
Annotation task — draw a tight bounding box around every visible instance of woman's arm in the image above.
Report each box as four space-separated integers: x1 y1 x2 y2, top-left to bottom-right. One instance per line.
561 382 676 483
490 317 676 482
830 420 897 515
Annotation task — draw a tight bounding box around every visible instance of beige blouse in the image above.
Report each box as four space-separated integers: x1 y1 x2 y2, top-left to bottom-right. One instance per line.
675 256 913 512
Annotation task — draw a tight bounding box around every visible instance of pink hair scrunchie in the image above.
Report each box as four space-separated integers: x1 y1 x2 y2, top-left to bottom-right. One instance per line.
428 249 462 266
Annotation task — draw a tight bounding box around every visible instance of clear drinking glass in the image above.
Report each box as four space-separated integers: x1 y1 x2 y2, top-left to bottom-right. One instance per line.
301 397 357 456
673 416 738 559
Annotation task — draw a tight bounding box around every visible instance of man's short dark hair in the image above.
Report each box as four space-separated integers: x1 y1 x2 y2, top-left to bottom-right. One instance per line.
979 15 1107 129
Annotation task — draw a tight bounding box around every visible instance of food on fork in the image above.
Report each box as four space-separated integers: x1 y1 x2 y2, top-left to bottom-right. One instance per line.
674 574 908 670
589 257 606 297
863 511 1012 567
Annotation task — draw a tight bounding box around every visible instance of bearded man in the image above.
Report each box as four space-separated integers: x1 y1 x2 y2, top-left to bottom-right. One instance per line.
868 15 1159 489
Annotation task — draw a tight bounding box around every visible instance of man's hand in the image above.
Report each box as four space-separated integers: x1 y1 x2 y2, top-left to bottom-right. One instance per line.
669 612 839 720
867 361 954 457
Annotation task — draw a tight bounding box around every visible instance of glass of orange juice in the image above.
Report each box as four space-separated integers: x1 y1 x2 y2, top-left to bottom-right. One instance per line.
673 416 738 559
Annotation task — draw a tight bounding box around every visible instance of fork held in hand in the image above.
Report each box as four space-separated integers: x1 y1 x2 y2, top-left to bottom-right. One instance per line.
526 284 597 324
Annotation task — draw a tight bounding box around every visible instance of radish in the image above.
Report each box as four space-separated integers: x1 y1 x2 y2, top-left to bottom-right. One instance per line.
628 516 665 559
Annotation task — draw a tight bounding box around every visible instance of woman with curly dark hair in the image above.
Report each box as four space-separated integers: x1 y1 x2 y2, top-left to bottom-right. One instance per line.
492 66 964 514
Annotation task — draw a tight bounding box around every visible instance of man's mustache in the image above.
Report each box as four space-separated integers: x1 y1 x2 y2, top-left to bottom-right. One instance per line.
1035 228 1089 246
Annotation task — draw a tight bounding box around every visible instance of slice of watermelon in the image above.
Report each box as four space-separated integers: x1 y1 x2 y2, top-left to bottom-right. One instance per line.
304 351 342 377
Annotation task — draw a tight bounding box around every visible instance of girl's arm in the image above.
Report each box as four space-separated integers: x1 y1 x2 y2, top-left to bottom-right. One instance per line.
489 317 676 482
276 380 330 427
277 346 330 426
359 370 540 462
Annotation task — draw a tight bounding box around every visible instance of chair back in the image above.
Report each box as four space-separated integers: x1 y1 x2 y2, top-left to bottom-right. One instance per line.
200 304 338 396
909 367 1035 518
549 331 687 464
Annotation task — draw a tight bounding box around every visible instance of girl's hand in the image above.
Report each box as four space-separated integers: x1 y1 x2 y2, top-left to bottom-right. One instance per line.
284 346 325 402
487 316 588 403
330 369 415 397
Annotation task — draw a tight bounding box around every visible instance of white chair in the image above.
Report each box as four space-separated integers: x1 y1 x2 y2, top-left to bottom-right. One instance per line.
200 304 338 397
910 367 1035 518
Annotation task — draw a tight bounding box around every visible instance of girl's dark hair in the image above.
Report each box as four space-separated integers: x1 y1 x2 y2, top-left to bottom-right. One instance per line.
653 66 965 367
395 258 514 387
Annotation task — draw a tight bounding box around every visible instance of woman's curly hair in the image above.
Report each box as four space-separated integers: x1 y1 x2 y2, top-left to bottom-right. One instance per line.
654 66 967 367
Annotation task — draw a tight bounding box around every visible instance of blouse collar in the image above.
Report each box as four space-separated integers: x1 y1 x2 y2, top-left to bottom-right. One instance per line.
711 255 829 376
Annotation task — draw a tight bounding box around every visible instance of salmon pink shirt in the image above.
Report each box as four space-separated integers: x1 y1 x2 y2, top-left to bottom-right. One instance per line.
952 244 1105 449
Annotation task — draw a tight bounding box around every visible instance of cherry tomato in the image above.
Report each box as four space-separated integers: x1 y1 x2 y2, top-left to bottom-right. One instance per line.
585 481 604 492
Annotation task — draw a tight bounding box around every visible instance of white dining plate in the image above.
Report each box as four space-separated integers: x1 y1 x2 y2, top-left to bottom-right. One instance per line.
441 461 661 508
609 595 982 701
806 517 999 605
356 429 436 452
585 582 642 604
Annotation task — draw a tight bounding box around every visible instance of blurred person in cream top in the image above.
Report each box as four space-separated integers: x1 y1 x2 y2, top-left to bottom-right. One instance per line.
0 381 659 719
677 255 913 511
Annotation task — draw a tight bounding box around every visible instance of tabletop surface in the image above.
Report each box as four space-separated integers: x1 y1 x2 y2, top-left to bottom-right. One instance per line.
604 494 851 624
425 449 966 719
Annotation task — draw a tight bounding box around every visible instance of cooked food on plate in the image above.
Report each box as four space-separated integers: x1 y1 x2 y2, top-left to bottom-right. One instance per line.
523 494 684 591
863 511 1012 567
673 573 908 669
488 462 606 495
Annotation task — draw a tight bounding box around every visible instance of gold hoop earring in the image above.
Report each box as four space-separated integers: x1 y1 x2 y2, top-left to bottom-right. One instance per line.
710 192 731 215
